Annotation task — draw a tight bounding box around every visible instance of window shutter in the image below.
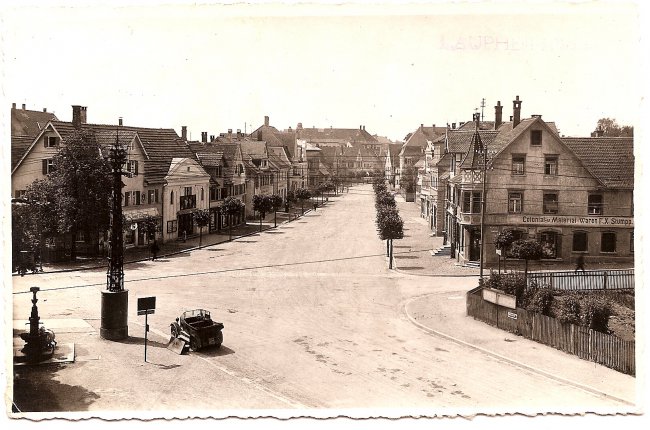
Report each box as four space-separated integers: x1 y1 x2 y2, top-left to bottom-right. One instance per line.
155 189 159 203
42 159 47 174
135 161 139 176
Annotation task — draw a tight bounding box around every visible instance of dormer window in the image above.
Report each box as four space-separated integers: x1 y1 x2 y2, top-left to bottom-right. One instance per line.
45 136 59 148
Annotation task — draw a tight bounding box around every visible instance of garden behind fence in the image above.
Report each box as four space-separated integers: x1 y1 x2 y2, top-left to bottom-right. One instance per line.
466 289 635 375
526 269 634 291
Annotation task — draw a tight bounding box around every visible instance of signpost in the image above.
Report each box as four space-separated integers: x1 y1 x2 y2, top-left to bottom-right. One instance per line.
137 296 156 362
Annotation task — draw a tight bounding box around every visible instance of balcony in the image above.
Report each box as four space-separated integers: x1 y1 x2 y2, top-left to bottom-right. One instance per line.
461 170 484 185
180 194 197 210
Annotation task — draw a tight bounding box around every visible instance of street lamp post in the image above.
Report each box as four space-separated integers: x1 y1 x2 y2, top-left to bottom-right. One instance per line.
100 125 129 340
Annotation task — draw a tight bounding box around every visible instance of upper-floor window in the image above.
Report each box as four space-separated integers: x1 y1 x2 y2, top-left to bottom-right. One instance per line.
126 160 139 176
147 189 159 204
124 191 131 207
531 130 542 146
184 186 192 196
170 190 174 204
508 191 523 213
543 193 559 214
511 155 525 175
544 155 558 175
462 191 482 214
200 188 204 201
42 158 55 174
588 193 603 215
45 136 59 148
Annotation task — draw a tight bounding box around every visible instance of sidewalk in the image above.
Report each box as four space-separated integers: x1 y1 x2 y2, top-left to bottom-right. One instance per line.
404 292 637 407
391 194 479 277
27 205 323 275
394 194 636 407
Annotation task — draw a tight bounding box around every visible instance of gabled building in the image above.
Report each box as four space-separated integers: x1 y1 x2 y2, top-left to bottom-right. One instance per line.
11 105 211 252
445 96 634 266
397 124 447 191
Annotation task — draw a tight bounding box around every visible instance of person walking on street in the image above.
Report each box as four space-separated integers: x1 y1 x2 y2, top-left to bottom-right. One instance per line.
150 239 160 261
575 254 585 273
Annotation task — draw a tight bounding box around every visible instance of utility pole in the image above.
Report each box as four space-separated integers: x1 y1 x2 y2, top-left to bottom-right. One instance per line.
480 98 486 122
100 123 129 340
479 113 488 280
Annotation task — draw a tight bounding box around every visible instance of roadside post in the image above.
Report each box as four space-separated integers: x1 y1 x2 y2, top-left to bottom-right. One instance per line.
137 296 156 362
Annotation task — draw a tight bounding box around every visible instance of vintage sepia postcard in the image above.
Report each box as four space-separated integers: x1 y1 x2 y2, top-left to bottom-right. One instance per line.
1 0 647 428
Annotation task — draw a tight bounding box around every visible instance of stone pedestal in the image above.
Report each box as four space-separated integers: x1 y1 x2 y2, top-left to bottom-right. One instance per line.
100 289 129 340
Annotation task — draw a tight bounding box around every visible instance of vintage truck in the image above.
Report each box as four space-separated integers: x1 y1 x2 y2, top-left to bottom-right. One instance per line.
170 309 224 351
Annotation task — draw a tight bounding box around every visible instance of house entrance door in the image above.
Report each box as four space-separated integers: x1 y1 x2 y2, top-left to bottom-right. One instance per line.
178 213 194 238
469 227 481 261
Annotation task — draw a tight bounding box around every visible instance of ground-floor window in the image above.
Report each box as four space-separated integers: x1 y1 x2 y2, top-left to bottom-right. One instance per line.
572 231 588 252
540 231 559 259
167 220 178 233
601 232 616 253
124 229 135 245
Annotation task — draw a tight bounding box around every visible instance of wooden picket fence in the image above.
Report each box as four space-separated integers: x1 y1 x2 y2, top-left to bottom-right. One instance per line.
527 269 634 291
466 290 635 375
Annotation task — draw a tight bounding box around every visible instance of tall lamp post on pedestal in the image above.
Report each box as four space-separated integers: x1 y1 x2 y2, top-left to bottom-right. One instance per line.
100 124 129 340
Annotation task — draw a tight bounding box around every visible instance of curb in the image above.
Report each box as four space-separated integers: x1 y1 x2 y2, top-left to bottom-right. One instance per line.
12 204 326 276
402 293 635 407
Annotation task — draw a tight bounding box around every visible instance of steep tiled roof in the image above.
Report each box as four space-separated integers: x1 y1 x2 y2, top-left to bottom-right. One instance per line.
240 140 267 159
11 135 34 170
403 125 447 148
447 130 499 154
460 130 486 170
48 121 193 184
562 137 634 188
297 126 378 144
458 121 495 131
11 107 58 137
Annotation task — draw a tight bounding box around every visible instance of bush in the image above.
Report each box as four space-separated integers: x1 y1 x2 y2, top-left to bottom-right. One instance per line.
582 295 612 333
555 293 582 325
483 271 526 303
523 286 554 316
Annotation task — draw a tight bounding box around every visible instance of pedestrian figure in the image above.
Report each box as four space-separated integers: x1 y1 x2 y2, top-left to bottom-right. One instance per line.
150 239 160 261
313 202 317 211
182 230 187 242
575 254 585 273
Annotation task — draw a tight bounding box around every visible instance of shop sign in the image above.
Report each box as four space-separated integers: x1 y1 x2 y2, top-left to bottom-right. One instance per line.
520 215 633 228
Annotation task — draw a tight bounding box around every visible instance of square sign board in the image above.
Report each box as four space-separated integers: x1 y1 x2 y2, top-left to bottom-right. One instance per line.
137 296 156 316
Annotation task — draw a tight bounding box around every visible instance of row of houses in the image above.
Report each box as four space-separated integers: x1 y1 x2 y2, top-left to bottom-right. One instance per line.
10 104 398 255
394 96 635 266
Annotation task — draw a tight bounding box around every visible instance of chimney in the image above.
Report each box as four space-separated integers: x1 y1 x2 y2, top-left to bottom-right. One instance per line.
494 101 503 130
228 128 233 135
264 116 269 127
210 135 215 142
22 103 26 110
43 108 47 113
201 132 207 143
513 95 522 127
363 125 366 131
297 122 303 130
452 123 456 129
360 125 363 130
420 123 424 130
118 117 123 126
181 126 187 140
510 116 514 121
72 105 87 128
12 103 16 109
531 114 542 119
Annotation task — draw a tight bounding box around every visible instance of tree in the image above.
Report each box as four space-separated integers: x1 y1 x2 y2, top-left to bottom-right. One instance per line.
494 229 516 272
595 118 634 137
252 194 274 231
192 209 210 247
223 196 245 241
46 130 113 261
400 165 417 194
295 188 312 214
376 207 404 269
269 194 284 227
509 239 543 279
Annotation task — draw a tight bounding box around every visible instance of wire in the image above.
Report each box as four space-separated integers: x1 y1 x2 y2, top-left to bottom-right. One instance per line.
12 246 467 295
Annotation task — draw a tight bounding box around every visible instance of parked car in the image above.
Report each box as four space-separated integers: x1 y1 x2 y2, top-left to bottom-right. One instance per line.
170 309 224 351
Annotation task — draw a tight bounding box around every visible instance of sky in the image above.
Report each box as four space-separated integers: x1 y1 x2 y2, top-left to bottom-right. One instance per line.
0 1 643 142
